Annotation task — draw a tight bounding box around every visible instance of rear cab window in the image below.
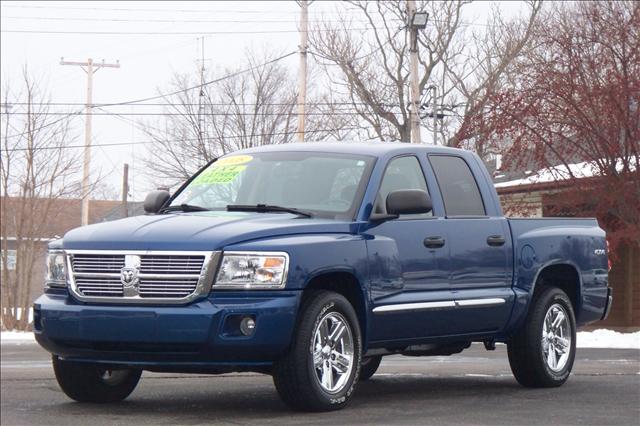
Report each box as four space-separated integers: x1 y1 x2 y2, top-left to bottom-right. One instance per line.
428 155 486 217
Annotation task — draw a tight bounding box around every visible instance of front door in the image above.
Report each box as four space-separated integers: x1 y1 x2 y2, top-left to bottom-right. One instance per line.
366 155 454 342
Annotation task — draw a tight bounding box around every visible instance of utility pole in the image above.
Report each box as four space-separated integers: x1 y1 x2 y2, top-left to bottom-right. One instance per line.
60 57 120 226
407 1 428 144
408 0 420 144
121 163 129 219
198 37 206 143
296 0 309 142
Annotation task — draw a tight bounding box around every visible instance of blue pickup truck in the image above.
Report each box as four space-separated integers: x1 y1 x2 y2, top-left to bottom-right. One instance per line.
34 143 612 411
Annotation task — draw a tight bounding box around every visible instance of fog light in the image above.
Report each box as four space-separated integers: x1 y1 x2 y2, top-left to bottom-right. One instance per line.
240 317 256 336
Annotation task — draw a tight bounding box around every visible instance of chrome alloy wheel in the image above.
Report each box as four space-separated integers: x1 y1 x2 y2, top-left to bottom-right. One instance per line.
312 312 354 394
542 303 572 372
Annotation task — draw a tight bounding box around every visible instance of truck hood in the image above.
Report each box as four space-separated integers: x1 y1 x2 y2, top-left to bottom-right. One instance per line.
63 211 356 251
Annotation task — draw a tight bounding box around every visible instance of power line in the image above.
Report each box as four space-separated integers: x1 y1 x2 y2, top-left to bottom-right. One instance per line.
1 111 83 139
96 108 380 145
0 53 297 139
4 103 452 119
97 51 297 107
0 27 384 36
5 126 374 152
1 15 383 25
0 4 330 14
1 4 502 29
0 13 494 29
95 107 165 140
1 111 382 117
1 50 374 142
3 101 402 107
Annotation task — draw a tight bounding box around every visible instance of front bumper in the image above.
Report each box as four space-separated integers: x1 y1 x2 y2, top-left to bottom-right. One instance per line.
33 290 300 371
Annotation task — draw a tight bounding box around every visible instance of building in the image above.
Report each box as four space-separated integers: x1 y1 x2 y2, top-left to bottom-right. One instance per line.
1 197 143 306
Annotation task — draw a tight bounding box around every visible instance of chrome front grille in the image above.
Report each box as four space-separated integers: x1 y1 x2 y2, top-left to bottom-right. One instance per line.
75 276 123 297
67 251 219 304
138 277 200 298
140 255 204 275
72 254 124 274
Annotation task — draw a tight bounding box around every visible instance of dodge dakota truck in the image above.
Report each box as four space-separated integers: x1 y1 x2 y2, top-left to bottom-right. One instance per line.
34 143 612 411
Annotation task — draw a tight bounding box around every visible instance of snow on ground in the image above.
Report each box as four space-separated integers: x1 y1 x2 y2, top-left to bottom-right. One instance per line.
1 330 35 342
576 329 640 349
1 329 639 348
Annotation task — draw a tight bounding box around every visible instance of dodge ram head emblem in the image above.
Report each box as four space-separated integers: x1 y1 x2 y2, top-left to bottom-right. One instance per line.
121 268 136 285
121 255 141 297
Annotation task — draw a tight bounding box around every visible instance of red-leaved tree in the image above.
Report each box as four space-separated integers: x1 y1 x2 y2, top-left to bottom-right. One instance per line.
459 1 639 253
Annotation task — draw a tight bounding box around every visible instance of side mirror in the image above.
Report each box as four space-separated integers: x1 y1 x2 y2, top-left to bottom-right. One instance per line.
144 190 170 214
386 189 432 216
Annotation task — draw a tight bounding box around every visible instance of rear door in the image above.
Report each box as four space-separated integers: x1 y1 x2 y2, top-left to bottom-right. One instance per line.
428 154 513 334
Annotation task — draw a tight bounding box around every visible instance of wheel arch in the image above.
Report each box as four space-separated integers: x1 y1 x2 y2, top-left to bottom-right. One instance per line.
303 270 369 351
531 261 582 317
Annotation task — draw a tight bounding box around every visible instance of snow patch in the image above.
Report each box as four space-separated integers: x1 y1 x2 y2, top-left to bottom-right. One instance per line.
495 156 637 188
1 331 36 342
577 329 640 349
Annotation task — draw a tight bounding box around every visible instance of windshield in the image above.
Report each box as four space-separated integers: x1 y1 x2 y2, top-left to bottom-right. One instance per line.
170 151 375 219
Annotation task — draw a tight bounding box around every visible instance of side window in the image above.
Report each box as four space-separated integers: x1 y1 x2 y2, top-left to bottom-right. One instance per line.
375 156 432 218
429 155 486 216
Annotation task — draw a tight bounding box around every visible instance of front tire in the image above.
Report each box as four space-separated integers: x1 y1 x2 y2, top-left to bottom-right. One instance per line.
273 290 362 411
507 287 576 387
52 356 142 403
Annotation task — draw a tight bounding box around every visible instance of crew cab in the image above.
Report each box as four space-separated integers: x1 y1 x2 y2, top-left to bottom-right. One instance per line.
34 143 612 411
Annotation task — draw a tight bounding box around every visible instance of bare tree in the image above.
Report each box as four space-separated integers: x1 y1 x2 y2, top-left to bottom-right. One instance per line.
448 1 542 157
303 91 365 142
140 50 300 186
0 69 81 330
309 0 541 147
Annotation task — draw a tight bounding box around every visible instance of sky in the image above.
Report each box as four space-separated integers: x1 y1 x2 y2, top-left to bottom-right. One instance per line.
0 1 527 201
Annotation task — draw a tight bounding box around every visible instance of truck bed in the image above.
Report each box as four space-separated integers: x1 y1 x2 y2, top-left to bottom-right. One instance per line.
506 217 608 327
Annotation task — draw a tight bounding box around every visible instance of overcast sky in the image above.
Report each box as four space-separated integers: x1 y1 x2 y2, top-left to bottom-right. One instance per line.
1 1 527 200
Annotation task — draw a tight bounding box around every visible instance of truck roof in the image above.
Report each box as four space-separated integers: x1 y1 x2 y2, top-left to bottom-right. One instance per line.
234 142 470 159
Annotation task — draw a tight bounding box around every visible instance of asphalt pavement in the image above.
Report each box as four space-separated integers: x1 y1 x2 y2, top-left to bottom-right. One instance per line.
1 340 638 425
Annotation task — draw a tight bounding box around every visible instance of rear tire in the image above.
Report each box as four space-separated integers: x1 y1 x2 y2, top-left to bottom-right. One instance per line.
273 290 362 412
507 286 576 387
52 356 142 403
359 356 382 381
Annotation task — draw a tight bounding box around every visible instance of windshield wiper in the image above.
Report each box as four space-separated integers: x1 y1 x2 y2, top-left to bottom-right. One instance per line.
159 204 211 214
226 204 313 218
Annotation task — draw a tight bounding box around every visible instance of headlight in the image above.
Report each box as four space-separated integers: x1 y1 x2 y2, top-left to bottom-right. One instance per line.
214 252 288 289
45 250 68 288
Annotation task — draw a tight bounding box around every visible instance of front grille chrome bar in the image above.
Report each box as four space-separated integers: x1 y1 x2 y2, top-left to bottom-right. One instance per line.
66 250 220 305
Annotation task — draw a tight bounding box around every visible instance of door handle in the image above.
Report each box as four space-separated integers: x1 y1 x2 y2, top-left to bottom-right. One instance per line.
487 235 506 247
424 236 445 249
